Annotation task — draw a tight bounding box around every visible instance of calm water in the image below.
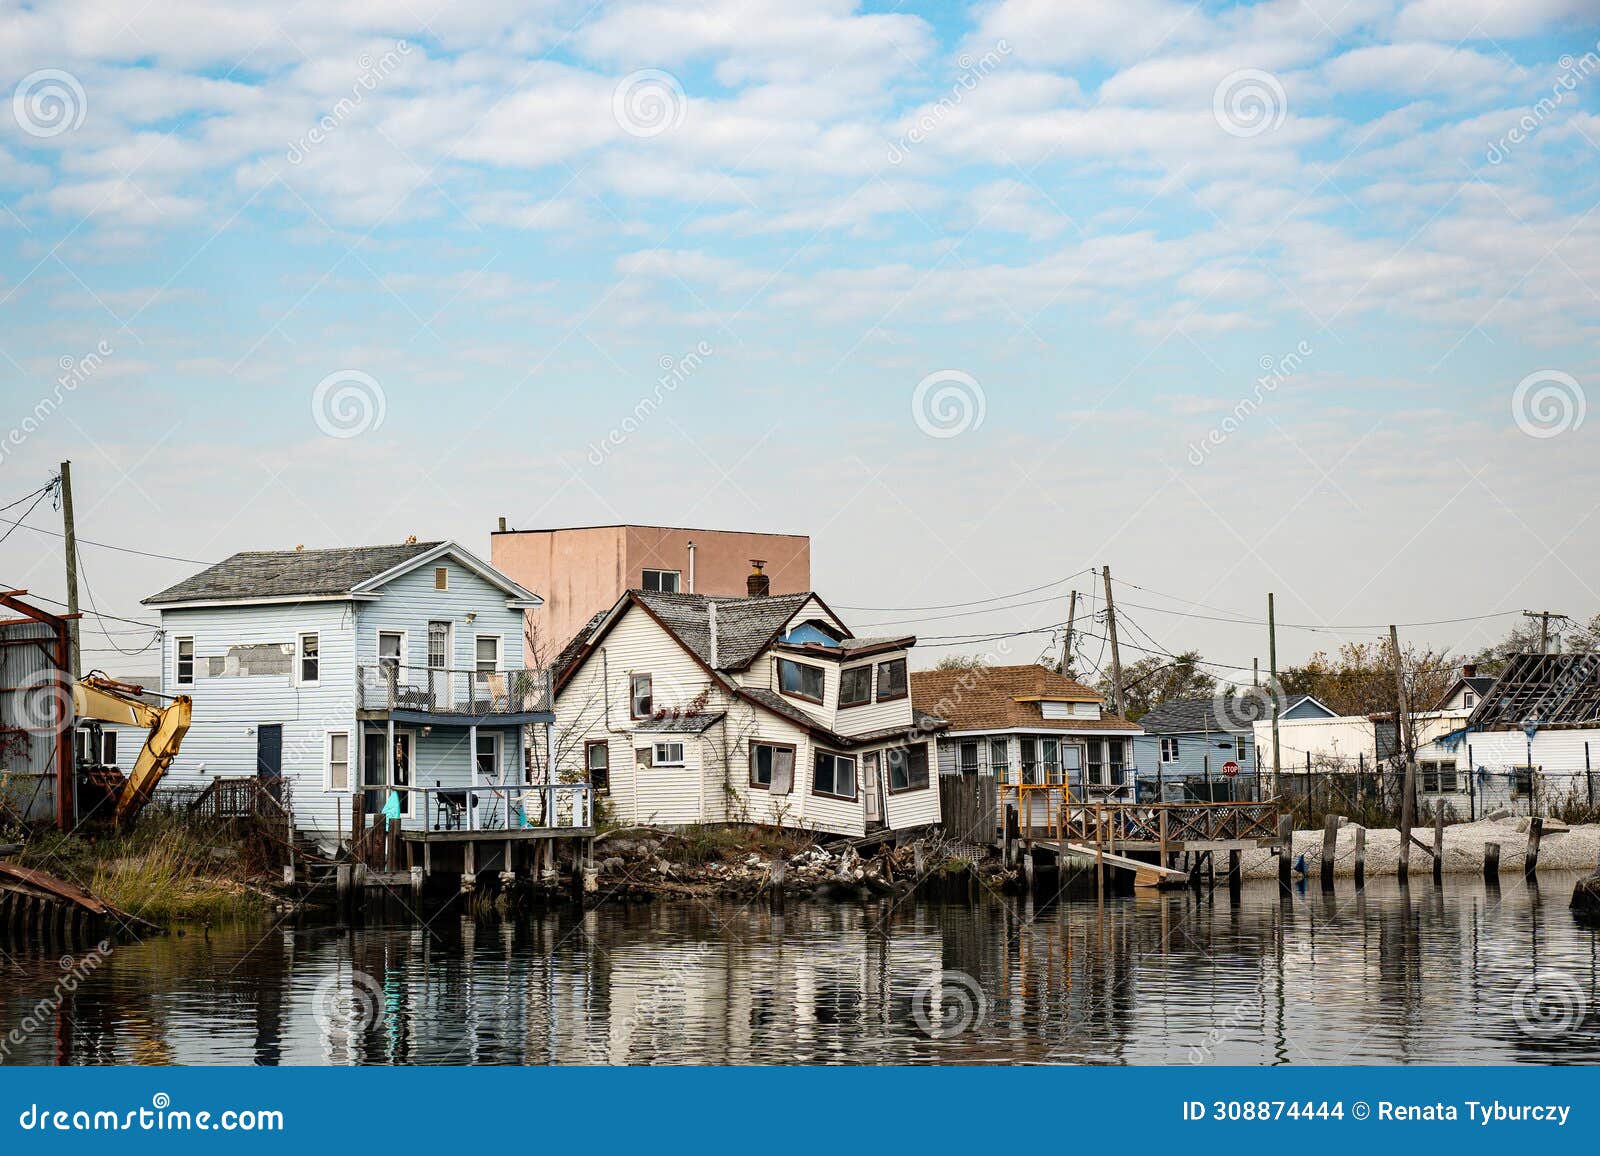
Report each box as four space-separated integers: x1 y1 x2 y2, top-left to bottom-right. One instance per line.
3 874 1598 1065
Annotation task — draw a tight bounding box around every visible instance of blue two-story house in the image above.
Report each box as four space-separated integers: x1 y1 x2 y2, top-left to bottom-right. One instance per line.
143 540 581 849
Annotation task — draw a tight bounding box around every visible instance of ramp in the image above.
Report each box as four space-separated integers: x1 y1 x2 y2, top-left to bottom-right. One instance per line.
1059 842 1189 889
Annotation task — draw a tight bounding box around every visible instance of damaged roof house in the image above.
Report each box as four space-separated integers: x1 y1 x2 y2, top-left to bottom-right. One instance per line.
143 541 552 844
552 565 943 836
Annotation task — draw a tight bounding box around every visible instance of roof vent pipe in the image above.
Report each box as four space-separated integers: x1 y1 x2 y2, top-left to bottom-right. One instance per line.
708 601 719 667
687 540 696 594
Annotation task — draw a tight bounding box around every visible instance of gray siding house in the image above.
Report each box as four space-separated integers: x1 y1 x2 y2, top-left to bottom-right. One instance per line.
143 540 551 845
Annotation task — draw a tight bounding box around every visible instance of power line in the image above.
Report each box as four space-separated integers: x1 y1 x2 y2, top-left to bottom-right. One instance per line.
0 512 210 565
836 570 1091 613
0 583 160 630
0 485 54 548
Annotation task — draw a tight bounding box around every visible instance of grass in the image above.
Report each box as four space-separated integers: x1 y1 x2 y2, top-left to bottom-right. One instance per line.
670 823 816 866
13 814 275 926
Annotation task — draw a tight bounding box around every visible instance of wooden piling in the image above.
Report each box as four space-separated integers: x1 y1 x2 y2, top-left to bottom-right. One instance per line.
1277 814 1293 891
1398 760 1416 885
1432 809 1444 885
1525 817 1543 879
1353 826 1366 889
1320 814 1338 890
1227 849 1242 894
1484 841 1500 881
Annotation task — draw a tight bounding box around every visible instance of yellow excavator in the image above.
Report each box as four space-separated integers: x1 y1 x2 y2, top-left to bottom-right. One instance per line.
72 673 192 828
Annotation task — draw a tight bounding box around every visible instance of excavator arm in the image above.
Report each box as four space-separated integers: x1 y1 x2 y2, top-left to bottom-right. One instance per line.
72 675 192 828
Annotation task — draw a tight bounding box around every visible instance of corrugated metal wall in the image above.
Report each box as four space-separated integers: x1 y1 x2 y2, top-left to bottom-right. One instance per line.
0 620 66 823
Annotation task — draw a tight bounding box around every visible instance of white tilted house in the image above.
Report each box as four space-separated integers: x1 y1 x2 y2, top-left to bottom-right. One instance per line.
552 573 944 837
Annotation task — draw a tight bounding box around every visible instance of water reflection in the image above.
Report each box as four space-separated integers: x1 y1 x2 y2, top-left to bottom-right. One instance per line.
3 874 1597 1065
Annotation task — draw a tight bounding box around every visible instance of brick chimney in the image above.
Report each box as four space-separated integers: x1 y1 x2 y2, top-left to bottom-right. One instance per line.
1462 662 1477 678
746 559 770 597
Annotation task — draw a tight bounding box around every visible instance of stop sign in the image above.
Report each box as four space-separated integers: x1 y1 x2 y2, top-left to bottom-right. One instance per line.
1221 760 1240 777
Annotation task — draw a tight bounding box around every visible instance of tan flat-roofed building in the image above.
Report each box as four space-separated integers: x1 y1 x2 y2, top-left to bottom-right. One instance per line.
491 523 810 659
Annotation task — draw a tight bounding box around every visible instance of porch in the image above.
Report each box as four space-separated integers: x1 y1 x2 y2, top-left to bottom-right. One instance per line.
356 663 554 726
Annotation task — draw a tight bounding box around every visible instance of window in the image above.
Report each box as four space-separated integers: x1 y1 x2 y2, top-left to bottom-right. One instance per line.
653 741 685 767
1512 766 1535 798
641 568 681 593
475 635 500 673
427 621 450 669
326 731 350 791
586 741 610 792
378 631 404 675
434 566 449 590
812 750 857 800
1463 692 1476 708
298 632 320 685
175 637 194 686
886 744 929 793
989 738 1008 778
102 730 117 766
749 741 796 791
1020 738 1038 785
475 732 500 779
839 665 872 708
75 729 117 766
958 740 979 775
1087 738 1126 787
1420 764 1439 793
875 658 908 701
777 658 825 703
1160 737 1180 763
630 673 653 718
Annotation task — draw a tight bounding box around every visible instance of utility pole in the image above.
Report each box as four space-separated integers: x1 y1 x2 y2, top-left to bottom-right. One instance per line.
1268 594 1281 792
1101 566 1125 718
59 461 80 677
1391 623 1416 884
1061 589 1078 676
1522 609 1569 654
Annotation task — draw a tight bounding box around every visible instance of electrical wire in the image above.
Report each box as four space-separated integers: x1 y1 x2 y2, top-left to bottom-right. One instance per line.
0 512 211 565
73 548 164 658
835 569 1092 613
0 485 53 548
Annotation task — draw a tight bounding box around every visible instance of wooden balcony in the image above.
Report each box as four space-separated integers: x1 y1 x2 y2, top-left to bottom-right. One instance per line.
356 664 554 725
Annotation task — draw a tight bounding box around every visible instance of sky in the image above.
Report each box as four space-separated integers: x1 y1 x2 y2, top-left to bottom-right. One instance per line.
1 0 1598 680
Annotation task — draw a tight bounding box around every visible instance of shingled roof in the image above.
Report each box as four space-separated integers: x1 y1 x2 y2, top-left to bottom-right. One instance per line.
633 589 813 670
1139 697 1251 735
909 665 1139 734
146 542 446 605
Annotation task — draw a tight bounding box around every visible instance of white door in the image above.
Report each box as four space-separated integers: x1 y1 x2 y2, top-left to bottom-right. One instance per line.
863 752 883 825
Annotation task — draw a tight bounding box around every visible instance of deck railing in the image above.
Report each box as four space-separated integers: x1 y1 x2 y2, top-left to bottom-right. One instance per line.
1060 800 1281 847
391 782 594 833
356 664 553 716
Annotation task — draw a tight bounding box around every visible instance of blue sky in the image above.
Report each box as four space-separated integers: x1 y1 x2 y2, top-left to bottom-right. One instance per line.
1 0 1598 673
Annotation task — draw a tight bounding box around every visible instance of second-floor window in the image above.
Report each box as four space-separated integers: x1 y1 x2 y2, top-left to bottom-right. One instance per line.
778 658 825 703
298 632 320 685
876 658 907 702
630 673 653 718
427 621 450 669
586 741 610 792
175 637 195 686
839 665 872 707
1160 737 1180 763
475 636 500 673
653 741 685 766
641 569 680 593
378 632 404 678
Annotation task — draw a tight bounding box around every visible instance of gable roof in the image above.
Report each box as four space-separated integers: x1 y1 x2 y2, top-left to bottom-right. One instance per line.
1138 697 1252 735
634 589 814 670
1434 675 1496 711
909 665 1139 734
145 540 539 607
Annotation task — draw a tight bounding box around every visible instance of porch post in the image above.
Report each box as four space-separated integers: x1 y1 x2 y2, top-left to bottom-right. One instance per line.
386 717 395 822
470 722 479 831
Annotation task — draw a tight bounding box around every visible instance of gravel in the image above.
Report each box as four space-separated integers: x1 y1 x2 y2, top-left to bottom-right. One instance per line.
1234 817 1600 879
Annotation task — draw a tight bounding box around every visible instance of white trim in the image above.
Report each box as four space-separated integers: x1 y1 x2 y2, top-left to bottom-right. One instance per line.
640 567 682 593
149 594 375 610
350 541 542 606
474 729 503 780
324 729 352 792
375 627 409 672
173 635 196 687
473 632 504 673
425 619 453 671
939 726 1142 738
651 740 686 767
296 630 322 687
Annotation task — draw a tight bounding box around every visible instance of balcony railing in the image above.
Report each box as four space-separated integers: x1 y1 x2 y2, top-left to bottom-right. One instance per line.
393 782 593 833
357 664 553 717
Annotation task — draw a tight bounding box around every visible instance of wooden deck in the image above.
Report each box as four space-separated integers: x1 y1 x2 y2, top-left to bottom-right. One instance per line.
1059 800 1282 854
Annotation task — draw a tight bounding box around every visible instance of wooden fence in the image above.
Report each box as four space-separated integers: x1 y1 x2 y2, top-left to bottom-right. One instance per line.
939 775 998 843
